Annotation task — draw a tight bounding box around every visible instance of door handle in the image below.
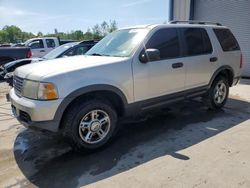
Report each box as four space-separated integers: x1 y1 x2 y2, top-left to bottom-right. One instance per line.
172 62 183 69
210 57 218 62
40 50 45 52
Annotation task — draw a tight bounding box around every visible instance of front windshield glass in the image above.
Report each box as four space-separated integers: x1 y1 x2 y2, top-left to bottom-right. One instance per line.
43 43 76 59
86 28 149 57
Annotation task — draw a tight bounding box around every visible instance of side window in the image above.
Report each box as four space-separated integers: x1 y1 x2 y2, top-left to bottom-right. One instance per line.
46 39 56 48
75 46 89 55
145 28 180 60
28 40 44 49
63 48 76 57
183 28 212 56
213 29 240 51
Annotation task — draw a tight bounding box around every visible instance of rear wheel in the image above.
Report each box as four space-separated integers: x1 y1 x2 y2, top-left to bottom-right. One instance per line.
203 76 229 110
62 99 117 152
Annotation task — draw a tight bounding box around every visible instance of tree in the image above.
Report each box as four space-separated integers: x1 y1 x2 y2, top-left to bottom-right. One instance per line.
0 30 8 43
108 20 117 33
37 31 43 37
54 28 58 35
0 20 118 44
2 25 22 43
101 21 109 36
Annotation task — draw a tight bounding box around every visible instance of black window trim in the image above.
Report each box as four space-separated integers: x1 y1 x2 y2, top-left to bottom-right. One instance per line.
180 27 214 58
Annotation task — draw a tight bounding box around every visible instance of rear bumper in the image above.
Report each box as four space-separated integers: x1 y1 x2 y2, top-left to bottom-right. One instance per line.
9 88 63 132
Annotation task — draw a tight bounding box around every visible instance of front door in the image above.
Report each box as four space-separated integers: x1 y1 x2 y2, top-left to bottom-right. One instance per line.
28 39 46 57
133 28 185 102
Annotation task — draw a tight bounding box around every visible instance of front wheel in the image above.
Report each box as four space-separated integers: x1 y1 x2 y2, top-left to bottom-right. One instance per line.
203 76 229 110
62 99 118 152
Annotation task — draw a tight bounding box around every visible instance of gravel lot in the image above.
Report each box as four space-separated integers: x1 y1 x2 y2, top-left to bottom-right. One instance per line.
0 79 250 188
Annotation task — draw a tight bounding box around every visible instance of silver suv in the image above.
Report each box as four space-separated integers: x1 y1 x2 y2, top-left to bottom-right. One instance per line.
10 21 242 151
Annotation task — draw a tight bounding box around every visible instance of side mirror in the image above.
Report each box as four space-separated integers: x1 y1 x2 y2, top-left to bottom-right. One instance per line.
139 48 160 63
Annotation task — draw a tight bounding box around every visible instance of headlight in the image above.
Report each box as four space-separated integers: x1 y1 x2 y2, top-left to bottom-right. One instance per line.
22 80 58 100
37 82 58 100
22 80 40 99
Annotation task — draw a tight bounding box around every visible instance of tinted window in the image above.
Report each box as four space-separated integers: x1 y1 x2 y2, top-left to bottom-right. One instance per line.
183 28 212 56
64 49 76 57
213 29 240 51
145 28 180 59
28 40 44 49
46 39 56 48
75 46 89 55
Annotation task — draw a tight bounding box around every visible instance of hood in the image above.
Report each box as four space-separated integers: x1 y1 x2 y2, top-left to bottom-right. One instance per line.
15 55 126 80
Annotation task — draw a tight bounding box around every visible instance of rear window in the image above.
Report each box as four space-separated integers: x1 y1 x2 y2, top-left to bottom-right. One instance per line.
183 28 212 56
213 29 240 51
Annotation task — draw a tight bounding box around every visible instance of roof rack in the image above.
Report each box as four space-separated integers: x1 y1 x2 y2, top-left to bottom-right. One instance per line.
169 20 222 26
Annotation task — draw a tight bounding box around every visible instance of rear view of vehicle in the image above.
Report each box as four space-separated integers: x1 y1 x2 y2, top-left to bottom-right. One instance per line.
0 47 32 66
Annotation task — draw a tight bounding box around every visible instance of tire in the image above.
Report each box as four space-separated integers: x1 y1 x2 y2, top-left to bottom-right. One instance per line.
62 99 118 152
203 76 229 110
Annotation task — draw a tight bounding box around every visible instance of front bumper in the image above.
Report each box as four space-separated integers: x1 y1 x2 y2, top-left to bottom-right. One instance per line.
9 88 63 132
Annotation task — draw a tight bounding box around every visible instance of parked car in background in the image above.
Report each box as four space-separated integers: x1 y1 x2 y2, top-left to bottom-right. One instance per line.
9 22 242 151
0 37 76 66
22 37 77 57
0 40 98 84
0 46 31 66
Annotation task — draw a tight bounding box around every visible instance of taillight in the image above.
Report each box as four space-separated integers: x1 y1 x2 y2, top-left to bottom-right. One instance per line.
26 50 32 58
240 53 243 68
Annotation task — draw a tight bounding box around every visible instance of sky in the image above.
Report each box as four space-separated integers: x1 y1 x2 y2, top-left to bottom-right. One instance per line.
0 0 170 34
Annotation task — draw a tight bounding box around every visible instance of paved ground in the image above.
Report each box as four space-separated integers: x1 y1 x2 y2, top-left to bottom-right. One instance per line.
0 79 250 188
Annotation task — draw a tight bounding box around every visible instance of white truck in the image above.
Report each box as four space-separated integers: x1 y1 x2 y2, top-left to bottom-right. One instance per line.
0 37 76 65
24 37 76 57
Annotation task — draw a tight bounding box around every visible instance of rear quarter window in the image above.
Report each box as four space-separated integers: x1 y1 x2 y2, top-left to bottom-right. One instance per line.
213 29 240 51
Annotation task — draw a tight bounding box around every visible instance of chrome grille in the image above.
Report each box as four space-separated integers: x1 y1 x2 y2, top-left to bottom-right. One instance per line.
13 76 24 97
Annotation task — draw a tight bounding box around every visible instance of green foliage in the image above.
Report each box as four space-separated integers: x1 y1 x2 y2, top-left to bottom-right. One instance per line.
0 25 35 44
0 20 118 44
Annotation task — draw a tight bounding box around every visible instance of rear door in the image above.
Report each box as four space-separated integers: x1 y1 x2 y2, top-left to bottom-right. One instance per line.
180 27 215 89
45 39 57 55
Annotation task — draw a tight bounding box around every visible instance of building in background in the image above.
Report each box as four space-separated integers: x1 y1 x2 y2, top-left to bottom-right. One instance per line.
169 0 250 77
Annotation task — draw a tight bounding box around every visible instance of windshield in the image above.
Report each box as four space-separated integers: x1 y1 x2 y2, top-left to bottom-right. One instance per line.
86 28 149 57
24 39 33 46
43 43 77 59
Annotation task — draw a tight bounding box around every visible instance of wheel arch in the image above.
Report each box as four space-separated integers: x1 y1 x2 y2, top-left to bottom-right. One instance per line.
54 84 128 130
209 65 235 87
